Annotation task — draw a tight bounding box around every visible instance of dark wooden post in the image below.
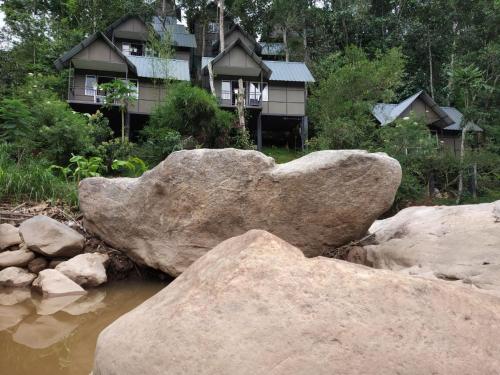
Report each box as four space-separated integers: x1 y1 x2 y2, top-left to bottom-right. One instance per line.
257 112 262 151
300 116 309 151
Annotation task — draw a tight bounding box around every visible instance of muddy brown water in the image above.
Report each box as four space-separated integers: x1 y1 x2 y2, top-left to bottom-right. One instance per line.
0 279 168 375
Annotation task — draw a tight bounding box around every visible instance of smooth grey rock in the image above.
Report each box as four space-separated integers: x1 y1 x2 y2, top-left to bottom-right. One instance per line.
80 149 401 276
19 215 85 257
93 230 500 375
0 223 22 250
0 288 31 306
0 267 36 287
0 304 31 331
56 253 108 287
364 201 500 296
13 315 78 349
32 269 86 297
27 257 49 274
0 248 35 269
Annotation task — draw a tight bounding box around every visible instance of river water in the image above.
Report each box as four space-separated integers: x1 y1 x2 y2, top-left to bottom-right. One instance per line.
0 279 168 375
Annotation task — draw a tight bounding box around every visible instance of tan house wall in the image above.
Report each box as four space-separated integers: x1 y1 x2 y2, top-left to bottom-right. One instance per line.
69 72 166 115
74 39 124 63
400 97 440 124
174 50 191 61
114 18 149 34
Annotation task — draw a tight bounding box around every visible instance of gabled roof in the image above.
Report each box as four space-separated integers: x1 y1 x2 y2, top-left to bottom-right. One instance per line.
127 56 190 81
372 91 454 128
203 38 272 78
212 24 259 52
441 107 483 132
103 14 147 37
372 91 483 132
263 61 315 83
202 56 315 83
53 32 137 73
152 16 197 48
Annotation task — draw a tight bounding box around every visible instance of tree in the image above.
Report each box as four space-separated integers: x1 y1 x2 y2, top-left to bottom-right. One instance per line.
309 46 405 150
99 80 138 142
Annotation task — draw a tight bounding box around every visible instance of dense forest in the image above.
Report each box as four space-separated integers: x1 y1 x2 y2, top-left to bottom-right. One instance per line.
0 0 498 209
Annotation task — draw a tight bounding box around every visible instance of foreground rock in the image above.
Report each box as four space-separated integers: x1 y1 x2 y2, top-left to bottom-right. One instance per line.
81 149 401 276
33 269 86 297
27 257 49 274
0 267 36 287
363 201 500 295
56 253 109 287
0 248 35 269
19 215 85 257
0 223 22 250
93 230 500 375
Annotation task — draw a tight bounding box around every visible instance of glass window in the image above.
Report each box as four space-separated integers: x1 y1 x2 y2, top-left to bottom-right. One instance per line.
85 75 97 96
122 43 131 55
121 79 139 99
221 81 231 100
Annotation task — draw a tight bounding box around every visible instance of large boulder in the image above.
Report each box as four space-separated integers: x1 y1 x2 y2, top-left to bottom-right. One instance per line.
363 201 500 296
19 215 85 257
55 253 109 287
80 149 401 276
0 267 36 287
0 223 22 250
0 248 35 269
93 230 500 375
32 269 86 297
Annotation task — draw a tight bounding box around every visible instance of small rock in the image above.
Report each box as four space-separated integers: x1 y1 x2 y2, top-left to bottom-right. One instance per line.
33 294 83 315
0 223 22 250
62 290 106 315
0 267 36 287
13 315 78 349
27 257 49 274
0 248 35 269
56 253 109 287
19 215 85 257
32 269 86 297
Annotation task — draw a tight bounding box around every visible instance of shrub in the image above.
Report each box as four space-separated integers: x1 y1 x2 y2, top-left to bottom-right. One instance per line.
137 126 182 166
0 143 77 206
147 83 236 147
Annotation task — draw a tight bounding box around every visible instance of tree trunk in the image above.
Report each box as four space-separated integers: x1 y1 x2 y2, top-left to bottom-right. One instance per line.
446 22 458 106
237 78 246 130
283 27 289 62
121 109 125 143
303 25 309 64
456 124 470 204
219 0 225 52
208 62 216 96
201 22 207 57
427 31 434 99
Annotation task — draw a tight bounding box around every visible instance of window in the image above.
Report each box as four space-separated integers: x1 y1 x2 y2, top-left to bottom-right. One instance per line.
221 81 231 100
85 75 97 96
122 42 144 56
248 83 269 106
208 22 219 34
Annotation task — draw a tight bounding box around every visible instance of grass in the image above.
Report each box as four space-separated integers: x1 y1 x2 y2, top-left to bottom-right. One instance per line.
0 146 78 206
261 146 303 164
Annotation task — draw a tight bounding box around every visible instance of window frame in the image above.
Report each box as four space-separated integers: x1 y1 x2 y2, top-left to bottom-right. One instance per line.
221 80 231 100
85 75 97 96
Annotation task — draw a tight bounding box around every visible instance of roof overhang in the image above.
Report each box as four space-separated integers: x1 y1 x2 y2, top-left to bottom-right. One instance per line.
54 32 137 74
71 59 128 73
113 30 148 41
203 38 271 79
213 24 260 53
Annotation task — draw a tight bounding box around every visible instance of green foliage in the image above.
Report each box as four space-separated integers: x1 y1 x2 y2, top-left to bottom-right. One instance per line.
97 138 138 171
148 83 236 147
262 146 301 164
111 157 148 177
0 143 77 206
138 126 183 167
309 46 405 150
378 115 439 207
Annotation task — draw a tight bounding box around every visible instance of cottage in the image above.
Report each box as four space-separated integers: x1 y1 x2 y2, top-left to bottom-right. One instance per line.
54 14 195 137
372 91 483 155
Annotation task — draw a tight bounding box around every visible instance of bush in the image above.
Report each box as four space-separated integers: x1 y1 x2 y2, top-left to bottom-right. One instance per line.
137 126 182 166
147 83 236 148
0 143 77 206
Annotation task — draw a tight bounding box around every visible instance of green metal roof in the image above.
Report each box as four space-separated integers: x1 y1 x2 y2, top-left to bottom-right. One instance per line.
127 56 190 81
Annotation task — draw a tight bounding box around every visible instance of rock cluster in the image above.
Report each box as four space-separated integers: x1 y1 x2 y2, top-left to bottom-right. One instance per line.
80 149 402 276
0 215 110 297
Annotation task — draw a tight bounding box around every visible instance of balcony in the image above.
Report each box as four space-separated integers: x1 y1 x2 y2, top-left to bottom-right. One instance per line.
218 81 268 109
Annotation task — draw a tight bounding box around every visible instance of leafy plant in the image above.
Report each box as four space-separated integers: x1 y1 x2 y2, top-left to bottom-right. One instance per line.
111 157 148 177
